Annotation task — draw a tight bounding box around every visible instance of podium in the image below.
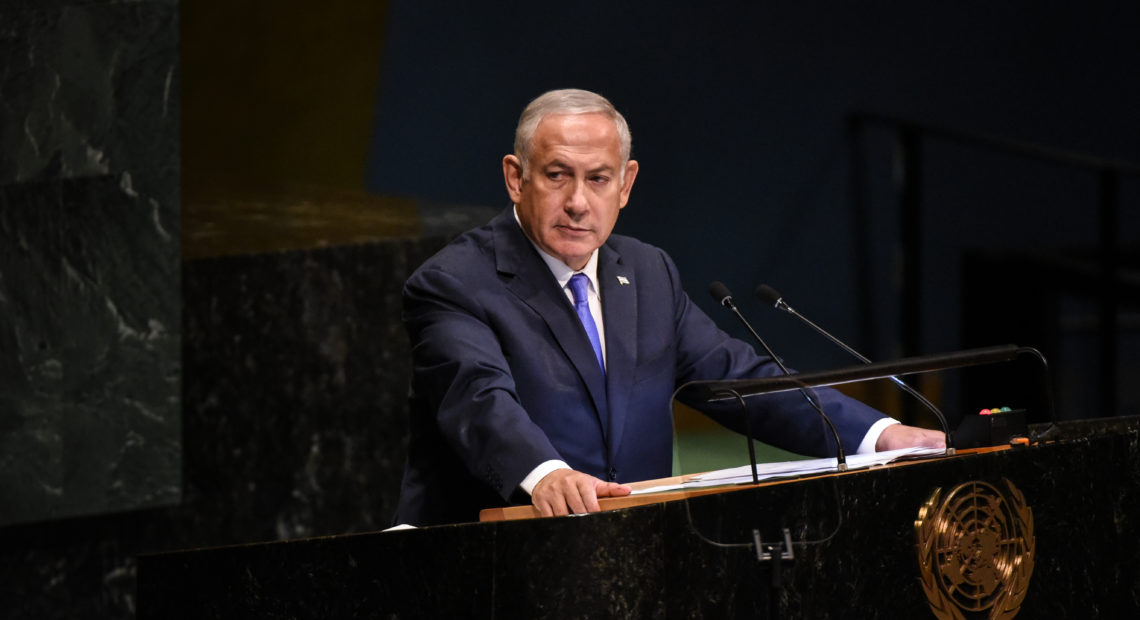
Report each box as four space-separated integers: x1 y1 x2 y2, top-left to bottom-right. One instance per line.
139 416 1140 618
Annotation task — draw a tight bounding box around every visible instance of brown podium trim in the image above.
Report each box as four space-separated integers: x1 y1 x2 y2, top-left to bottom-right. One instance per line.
479 445 1010 522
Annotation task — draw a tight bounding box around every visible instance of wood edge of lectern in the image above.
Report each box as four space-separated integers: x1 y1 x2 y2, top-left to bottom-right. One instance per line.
478 445 1010 523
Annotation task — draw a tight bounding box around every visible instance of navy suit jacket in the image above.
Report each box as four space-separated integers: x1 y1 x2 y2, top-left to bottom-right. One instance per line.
394 208 886 525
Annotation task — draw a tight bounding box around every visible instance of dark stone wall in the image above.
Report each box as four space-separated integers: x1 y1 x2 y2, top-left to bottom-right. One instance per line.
0 0 181 526
0 3 444 616
0 2 183 617
179 240 439 543
0 236 447 618
0 2 486 616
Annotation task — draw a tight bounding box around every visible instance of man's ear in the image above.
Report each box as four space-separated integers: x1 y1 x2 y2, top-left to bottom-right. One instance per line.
618 159 639 209
503 155 524 204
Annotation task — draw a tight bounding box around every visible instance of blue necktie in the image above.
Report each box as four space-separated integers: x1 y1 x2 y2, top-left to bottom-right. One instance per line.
568 273 605 374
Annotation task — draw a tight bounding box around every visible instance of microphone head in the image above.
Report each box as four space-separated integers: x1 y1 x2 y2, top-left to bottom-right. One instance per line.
754 284 783 307
708 281 734 306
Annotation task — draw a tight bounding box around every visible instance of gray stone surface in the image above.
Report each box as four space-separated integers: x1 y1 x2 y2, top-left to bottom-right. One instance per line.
0 0 181 526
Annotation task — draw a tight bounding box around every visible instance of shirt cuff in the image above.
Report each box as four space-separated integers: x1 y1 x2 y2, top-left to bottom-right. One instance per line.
856 417 900 454
519 460 571 495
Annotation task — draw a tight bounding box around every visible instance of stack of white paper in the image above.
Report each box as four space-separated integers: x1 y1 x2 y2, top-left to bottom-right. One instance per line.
631 446 945 495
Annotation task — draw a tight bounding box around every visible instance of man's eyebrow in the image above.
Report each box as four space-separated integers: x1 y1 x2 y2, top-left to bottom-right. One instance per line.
540 160 615 174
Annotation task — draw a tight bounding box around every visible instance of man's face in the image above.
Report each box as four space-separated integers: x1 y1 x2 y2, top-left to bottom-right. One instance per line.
503 113 639 271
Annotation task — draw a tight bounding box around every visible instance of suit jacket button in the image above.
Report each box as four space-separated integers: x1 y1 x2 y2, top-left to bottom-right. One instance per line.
608 467 618 481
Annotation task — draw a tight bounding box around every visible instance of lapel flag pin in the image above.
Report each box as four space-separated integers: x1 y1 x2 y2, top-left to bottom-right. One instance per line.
617 276 630 285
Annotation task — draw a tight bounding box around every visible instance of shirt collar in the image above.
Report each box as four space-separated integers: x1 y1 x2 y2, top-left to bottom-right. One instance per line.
513 205 601 293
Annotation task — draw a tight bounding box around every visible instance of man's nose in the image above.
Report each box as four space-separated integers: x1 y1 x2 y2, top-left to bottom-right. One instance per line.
564 180 589 214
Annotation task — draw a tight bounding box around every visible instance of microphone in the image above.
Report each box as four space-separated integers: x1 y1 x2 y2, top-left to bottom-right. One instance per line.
754 284 954 454
708 281 848 470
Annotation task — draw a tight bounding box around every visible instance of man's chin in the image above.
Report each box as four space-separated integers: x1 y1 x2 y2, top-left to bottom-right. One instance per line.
547 242 596 268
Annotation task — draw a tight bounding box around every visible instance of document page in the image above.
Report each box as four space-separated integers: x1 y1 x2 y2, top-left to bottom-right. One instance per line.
631 446 944 495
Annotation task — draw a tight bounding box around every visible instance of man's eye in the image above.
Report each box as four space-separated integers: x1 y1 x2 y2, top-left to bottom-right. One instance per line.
591 175 610 184
547 171 564 180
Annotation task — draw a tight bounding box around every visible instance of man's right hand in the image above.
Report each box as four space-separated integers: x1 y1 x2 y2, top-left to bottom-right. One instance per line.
531 469 631 517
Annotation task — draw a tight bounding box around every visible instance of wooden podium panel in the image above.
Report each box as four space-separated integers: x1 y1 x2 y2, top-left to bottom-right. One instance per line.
139 417 1140 618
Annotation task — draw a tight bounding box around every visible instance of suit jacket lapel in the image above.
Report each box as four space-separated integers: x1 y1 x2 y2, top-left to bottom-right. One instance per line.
598 244 637 461
491 211 610 430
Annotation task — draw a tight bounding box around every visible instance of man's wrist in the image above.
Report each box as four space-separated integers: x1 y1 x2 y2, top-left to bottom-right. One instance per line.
858 417 900 454
519 460 570 495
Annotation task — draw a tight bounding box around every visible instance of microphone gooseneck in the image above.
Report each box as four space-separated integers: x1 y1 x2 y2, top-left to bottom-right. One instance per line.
755 284 955 455
707 281 848 470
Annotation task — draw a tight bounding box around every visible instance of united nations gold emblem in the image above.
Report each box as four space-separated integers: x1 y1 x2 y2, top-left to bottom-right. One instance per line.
915 479 1034 619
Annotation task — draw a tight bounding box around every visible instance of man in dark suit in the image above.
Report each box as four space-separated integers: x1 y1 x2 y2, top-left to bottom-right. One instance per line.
394 89 942 526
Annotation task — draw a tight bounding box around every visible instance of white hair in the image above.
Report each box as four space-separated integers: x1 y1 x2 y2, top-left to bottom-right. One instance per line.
513 88 632 179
